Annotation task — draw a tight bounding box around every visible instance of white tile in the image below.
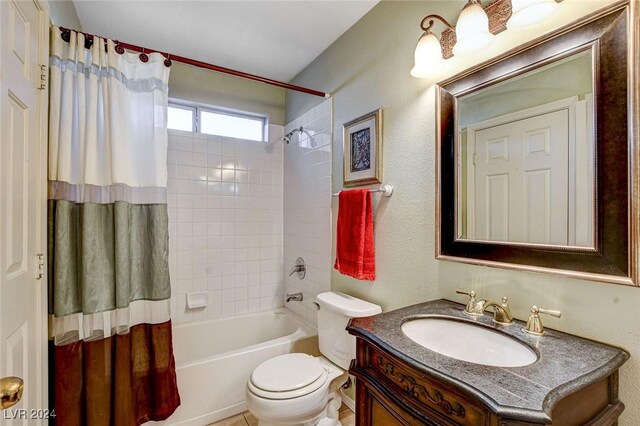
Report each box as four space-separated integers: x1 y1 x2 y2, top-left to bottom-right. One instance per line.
208 154 223 169
235 300 248 314
208 168 222 181
193 153 208 167
177 151 193 166
167 126 287 323
207 140 221 154
222 169 235 182
221 156 235 169
282 100 332 315
221 303 235 317
193 139 207 153
207 303 222 319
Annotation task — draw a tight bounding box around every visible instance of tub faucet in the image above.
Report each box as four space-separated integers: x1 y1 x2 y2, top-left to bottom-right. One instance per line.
286 292 303 303
456 289 514 325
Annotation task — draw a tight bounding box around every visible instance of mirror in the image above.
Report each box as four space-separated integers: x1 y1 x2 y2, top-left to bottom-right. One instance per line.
436 2 639 285
457 49 595 248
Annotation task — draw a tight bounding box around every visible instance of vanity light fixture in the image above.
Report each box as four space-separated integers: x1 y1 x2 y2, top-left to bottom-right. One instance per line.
410 15 453 78
509 0 560 29
411 0 563 78
453 0 493 55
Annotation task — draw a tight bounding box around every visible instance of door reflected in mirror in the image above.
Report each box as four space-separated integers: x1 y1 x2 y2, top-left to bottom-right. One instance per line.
457 49 595 248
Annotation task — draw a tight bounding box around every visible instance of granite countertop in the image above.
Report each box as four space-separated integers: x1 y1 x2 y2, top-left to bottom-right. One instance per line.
347 299 629 423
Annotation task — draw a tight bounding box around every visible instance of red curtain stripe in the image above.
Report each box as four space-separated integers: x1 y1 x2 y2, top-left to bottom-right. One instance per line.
54 321 181 426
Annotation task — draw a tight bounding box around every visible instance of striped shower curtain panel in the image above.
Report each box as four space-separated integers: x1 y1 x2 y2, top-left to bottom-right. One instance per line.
48 27 180 425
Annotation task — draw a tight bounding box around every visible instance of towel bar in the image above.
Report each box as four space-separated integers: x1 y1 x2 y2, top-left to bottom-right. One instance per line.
332 184 394 197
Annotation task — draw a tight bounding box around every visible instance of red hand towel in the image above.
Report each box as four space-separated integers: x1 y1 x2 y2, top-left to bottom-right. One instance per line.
334 188 376 281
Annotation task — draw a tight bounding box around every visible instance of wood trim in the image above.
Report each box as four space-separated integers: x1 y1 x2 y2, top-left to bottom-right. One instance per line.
36 0 49 413
351 340 493 426
435 1 637 285
584 401 626 426
374 354 466 419
352 337 624 425
629 0 640 287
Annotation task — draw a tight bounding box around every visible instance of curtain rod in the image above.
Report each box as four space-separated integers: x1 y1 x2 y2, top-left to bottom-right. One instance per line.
58 27 330 98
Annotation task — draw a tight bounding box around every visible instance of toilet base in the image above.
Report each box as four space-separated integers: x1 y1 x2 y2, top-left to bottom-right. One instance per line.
255 373 346 426
256 389 342 426
248 356 348 426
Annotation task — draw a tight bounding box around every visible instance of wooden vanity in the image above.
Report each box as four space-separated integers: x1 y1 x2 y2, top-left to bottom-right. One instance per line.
347 300 629 426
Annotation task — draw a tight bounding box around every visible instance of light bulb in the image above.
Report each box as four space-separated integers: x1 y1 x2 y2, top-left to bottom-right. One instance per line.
509 0 558 29
411 31 443 78
453 1 493 55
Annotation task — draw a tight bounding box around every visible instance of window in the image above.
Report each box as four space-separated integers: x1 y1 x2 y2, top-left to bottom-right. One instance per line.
168 101 266 141
167 105 195 132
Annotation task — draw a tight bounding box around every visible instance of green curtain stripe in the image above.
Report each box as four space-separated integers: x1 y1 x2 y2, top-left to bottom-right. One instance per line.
48 200 172 317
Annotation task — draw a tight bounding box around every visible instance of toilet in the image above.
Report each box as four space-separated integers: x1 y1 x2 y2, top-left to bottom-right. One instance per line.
246 291 382 425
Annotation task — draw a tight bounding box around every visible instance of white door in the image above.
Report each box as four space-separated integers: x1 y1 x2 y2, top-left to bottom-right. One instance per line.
471 110 569 245
0 0 48 422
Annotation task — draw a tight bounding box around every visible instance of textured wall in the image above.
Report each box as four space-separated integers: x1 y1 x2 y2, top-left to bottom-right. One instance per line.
286 1 640 423
169 62 286 126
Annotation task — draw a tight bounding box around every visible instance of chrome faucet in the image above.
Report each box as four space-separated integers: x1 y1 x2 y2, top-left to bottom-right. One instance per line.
286 292 303 303
456 289 514 325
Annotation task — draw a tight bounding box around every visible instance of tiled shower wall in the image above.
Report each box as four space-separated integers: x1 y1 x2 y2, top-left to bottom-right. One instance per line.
167 126 285 324
283 99 332 325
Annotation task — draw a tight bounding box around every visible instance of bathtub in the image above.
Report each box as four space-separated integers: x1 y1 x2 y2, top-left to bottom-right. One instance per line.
155 309 319 425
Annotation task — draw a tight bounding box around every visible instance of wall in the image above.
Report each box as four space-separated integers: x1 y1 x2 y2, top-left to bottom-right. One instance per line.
169 62 286 126
167 126 284 323
283 99 333 326
48 0 81 29
286 0 640 423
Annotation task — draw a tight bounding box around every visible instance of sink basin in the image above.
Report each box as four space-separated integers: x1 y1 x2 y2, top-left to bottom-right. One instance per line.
401 318 537 367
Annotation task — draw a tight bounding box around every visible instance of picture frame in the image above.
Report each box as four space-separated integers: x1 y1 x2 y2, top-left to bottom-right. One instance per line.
342 109 383 187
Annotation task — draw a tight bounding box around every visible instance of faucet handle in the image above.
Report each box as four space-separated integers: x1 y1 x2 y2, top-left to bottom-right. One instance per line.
536 306 562 318
456 288 476 298
289 257 306 279
456 289 479 315
524 305 562 335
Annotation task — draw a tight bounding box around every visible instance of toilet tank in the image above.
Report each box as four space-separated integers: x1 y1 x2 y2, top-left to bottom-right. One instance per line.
316 292 382 369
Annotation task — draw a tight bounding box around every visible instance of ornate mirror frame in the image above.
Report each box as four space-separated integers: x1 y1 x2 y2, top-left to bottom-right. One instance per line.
436 0 639 285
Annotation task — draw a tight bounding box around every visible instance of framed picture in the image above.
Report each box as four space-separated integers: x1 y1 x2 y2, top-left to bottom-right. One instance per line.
343 109 382 187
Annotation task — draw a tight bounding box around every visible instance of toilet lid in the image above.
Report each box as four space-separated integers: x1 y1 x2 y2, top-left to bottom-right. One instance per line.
250 354 324 393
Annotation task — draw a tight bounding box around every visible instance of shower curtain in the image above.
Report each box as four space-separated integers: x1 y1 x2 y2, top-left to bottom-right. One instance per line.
48 27 180 425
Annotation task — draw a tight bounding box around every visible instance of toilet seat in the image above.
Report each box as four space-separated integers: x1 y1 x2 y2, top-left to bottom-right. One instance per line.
248 353 329 400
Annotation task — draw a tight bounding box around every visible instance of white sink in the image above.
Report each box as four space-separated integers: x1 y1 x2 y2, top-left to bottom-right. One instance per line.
401 318 537 367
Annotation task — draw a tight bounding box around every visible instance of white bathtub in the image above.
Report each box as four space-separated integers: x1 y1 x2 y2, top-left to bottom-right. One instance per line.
155 309 319 426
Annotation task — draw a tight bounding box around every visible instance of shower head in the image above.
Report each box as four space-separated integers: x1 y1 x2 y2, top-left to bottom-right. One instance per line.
280 126 304 144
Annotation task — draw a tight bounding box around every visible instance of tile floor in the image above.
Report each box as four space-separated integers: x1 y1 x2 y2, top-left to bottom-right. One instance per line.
209 403 355 426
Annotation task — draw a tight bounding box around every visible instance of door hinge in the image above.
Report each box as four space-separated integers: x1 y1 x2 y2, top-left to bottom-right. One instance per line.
472 153 477 166
36 253 45 280
38 65 47 91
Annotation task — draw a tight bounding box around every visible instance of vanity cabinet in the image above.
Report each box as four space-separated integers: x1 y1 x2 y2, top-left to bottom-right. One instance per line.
350 338 624 426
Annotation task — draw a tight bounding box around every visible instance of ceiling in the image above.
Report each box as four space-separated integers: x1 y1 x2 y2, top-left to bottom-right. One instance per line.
72 1 379 82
